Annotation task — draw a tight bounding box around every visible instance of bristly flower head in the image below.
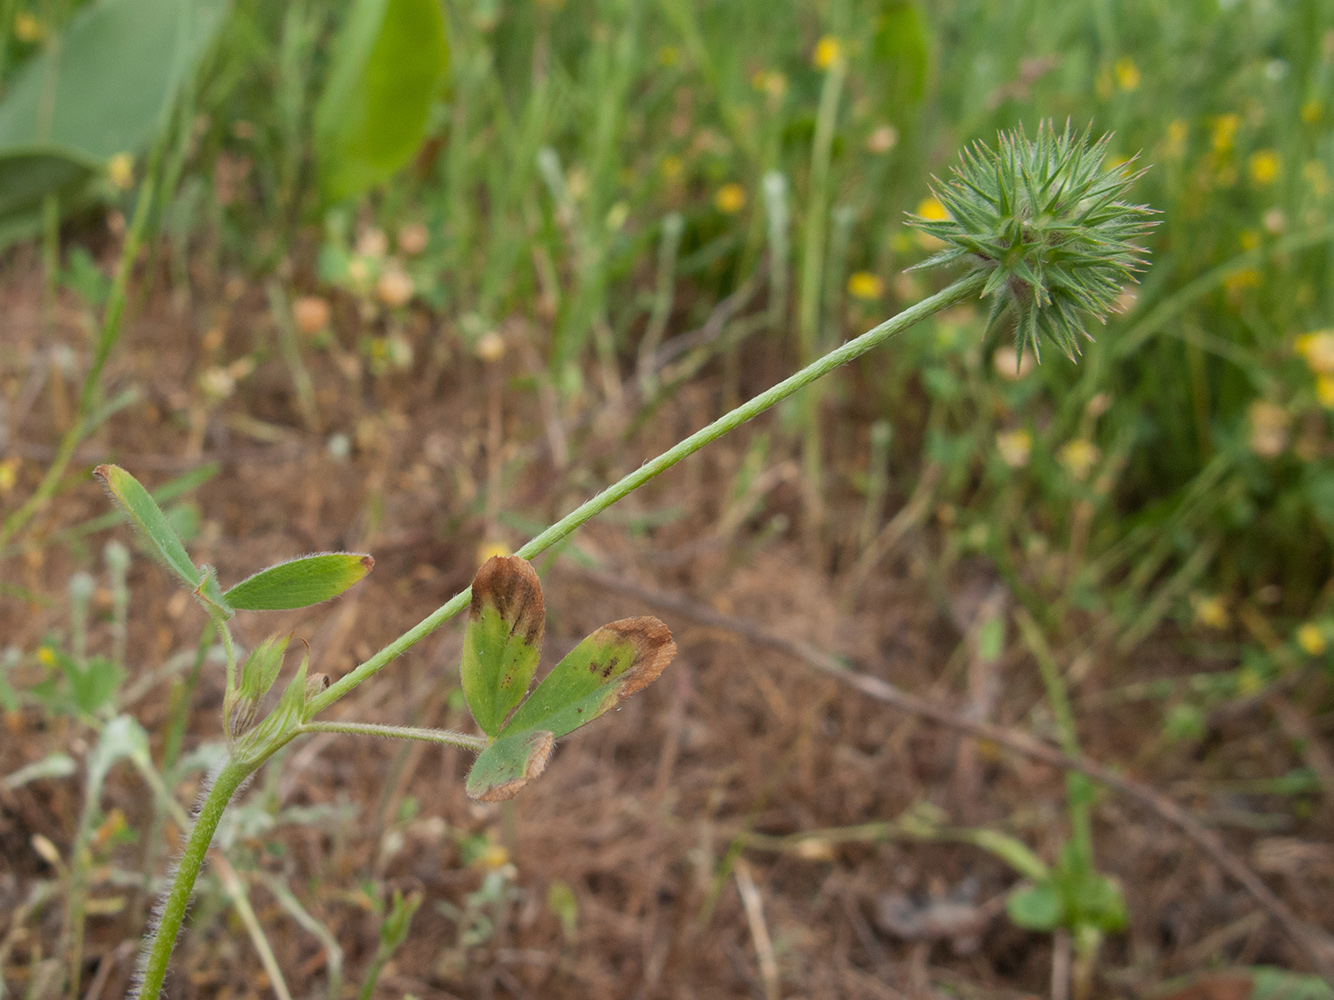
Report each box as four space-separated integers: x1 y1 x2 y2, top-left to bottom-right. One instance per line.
908 121 1156 363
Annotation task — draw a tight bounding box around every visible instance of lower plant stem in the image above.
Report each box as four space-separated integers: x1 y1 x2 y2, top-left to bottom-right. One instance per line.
133 758 253 1000
307 270 987 718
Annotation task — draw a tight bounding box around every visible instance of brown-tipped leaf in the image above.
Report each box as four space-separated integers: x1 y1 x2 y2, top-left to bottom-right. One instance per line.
499 617 675 741
461 556 545 738
465 729 554 802
223 553 374 611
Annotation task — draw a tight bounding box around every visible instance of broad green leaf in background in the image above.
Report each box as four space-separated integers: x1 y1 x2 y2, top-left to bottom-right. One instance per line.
460 555 545 738
223 553 375 611
1007 881 1061 931
872 0 930 107
313 0 449 203
94 465 201 589
0 0 230 238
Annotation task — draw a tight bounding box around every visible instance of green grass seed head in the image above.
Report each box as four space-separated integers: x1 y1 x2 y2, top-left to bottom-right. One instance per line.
909 121 1157 363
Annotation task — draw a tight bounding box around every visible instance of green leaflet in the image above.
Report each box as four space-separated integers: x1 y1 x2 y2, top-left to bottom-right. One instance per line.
224 553 375 611
460 556 545 738
464 729 554 803
459 557 676 801
94 465 201 589
313 0 449 203
500 617 676 741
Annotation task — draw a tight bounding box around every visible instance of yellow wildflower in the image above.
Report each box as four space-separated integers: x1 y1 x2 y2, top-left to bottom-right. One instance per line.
1295 330 1334 374
1059 439 1100 480
476 843 511 870
13 11 43 42
1114 57 1141 91
1249 149 1280 185
1239 229 1260 251
916 196 950 222
0 457 18 495
846 271 884 301
1190 593 1230 630
813 36 843 70
1301 100 1321 124
37 646 56 667
1296 622 1327 657
660 155 684 181
107 152 134 191
1317 374 1334 409
995 429 1033 469
1211 113 1241 153
715 183 746 213
1223 267 1260 296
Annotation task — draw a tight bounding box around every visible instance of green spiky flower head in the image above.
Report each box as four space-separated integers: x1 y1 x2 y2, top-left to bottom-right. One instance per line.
909 122 1156 363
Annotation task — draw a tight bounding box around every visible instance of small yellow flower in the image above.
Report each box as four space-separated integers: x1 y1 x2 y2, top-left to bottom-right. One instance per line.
715 182 746 214
107 152 134 191
1059 439 1100 480
1249 149 1280 186
1317 374 1334 409
660 155 684 181
1190 593 1230 630
1114 57 1141 91
13 11 43 42
37 646 56 667
1296 622 1327 657
995 428 1033 469
1239 229 1260 251
812 36 843 70
1248 400 1290 458
1223 267 1260 296
914 197 950 251
916 196 950 222
477 540 511 563
0 457 18 495
476 843 511 870
846 271 884 301
1301 100 1322 124
1210 113 1241 153
1295 330 1334 374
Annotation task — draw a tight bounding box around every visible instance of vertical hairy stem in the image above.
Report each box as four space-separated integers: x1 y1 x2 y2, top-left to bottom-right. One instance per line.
132 759 253 1000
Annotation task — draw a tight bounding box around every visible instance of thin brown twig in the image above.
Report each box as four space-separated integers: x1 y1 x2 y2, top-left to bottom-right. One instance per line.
562 565 1334 983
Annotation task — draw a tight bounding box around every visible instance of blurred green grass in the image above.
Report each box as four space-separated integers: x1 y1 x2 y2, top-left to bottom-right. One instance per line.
9 0 1334 691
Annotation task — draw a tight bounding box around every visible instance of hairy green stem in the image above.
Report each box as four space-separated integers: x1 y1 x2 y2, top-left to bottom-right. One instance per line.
298 721 487 750
133 758 253 1000
307 270 986 718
